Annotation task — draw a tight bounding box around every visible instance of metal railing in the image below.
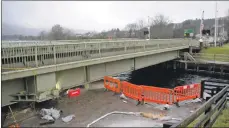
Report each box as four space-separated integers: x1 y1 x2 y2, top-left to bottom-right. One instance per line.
192 53 229 63
1 39 191 71
170 80 229 128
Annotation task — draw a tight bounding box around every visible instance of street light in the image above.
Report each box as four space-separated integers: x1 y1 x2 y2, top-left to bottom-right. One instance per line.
148 16 151 40
214 1 218 47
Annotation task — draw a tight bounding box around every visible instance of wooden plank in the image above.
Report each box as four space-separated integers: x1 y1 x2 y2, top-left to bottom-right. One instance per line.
206 100 227 127
194 93 227 127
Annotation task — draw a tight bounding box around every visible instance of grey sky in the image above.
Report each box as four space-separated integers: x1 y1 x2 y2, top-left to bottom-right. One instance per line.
2 1 229 32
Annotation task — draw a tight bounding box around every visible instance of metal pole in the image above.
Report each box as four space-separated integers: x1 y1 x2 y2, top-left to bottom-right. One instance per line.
148 16 151 40
214 1 217 47
200 11 204 39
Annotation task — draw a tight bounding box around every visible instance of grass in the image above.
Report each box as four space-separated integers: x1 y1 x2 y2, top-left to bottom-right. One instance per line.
212 106 229 127
187 114 204 127
201 44 229 55
187 104 229 127
198 44 229 62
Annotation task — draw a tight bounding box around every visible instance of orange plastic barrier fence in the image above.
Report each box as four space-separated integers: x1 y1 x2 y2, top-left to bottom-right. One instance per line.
174 83 201 102
121 81 143 101
103 76 201 104
141 85 174 105
104 76 121 93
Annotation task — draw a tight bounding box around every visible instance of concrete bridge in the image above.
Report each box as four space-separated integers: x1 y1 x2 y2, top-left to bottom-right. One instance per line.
1 39 199 106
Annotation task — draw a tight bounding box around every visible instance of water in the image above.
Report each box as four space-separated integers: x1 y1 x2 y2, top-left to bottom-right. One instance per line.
115 64 228 89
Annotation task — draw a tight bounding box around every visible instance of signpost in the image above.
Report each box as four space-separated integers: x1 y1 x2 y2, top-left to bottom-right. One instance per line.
184 29 194 38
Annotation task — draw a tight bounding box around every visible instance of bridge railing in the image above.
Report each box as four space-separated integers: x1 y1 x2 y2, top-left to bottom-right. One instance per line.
1 39 192 72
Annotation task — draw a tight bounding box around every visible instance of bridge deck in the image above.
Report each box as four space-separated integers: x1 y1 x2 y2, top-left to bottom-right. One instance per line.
2 39 198 73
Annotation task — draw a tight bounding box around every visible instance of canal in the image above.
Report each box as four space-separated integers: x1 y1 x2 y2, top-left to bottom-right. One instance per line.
116 63 229 88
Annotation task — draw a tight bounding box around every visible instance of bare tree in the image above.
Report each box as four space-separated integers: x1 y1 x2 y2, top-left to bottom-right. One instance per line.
137 19 145 30
125 24 133 37
225 9 229 38
51 24 64 40
150 14 173 38
125 23 138 38
151 14 171 26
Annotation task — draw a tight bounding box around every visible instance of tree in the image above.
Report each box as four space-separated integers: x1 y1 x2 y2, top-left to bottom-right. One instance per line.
150 14 173 38
50 24 64 40
125 23 138 38
225 9 229 38
151 14 171 26
137 19 145 30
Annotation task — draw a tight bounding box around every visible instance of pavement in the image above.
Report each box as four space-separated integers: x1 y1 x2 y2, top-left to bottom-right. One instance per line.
10 83 204 127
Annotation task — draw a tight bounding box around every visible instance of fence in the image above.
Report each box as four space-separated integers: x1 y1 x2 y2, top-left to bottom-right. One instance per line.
174 83 201 102
104 76 201 105
1 39 191 71
104 76 121 93
122 81 143 102
200 80 229 100
104 76 229 127
170 84 228 128
141 85 174 105
192 53 229 63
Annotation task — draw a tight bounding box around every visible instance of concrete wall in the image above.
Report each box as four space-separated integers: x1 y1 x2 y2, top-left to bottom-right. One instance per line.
56 68 85 89
36 72 56 92
88 59 134 82
88 64 106 81
135 51 178 69
1 79 25 107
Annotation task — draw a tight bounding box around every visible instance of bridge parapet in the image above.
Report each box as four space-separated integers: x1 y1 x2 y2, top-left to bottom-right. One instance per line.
1 39 198 72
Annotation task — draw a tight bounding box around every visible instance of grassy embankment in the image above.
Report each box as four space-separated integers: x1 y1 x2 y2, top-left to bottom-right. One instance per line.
199 44 229 62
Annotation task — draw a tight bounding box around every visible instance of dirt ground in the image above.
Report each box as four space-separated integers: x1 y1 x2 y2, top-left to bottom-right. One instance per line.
9 82 203 127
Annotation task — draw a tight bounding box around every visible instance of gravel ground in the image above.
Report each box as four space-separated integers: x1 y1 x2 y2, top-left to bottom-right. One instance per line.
17 83 203 127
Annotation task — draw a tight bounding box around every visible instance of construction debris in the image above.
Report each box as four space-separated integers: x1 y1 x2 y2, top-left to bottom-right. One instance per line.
163 104 171 110
192 98 202 103
154 104 173 110
41 115 54 121
120 93 128 100
62 114 75 123
40 108 61 120
159 116 172 121
140 112 165 119
122 100 127 103
40 120 55 125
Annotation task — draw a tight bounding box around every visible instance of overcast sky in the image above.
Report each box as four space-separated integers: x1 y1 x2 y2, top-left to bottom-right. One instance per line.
2 1 229 32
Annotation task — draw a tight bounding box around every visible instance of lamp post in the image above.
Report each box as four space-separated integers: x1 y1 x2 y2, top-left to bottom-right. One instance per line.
214 1 218 47
148 16 151 40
